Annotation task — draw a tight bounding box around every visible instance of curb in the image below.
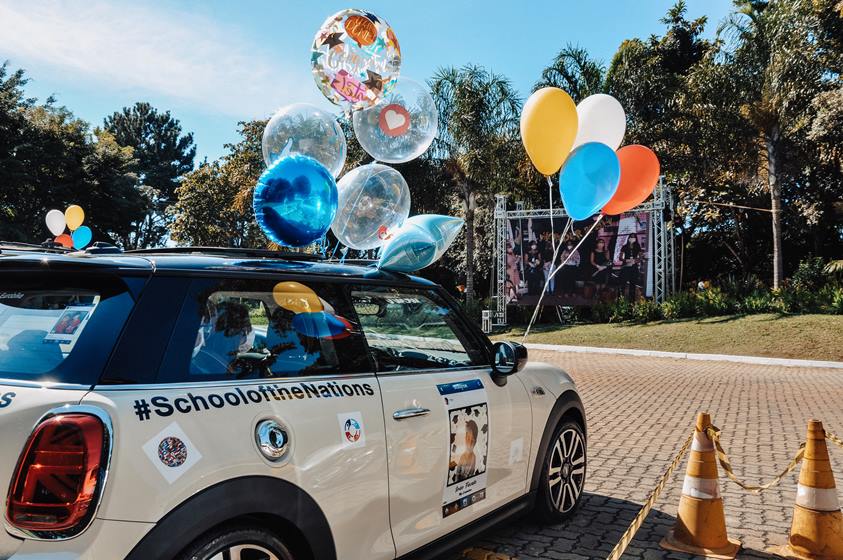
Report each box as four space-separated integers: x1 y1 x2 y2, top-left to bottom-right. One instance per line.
524 343 843 370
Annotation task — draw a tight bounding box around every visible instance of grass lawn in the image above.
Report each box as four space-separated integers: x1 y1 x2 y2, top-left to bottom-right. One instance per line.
495 314 843 362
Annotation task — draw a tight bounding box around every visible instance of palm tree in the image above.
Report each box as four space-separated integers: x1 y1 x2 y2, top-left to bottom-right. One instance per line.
534 44 605 102
719 0 826 288
429 65 521 302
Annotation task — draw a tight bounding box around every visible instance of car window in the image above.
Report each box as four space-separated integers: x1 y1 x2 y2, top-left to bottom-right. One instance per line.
0 273 135 385
159 278 371 382
350 287 485 372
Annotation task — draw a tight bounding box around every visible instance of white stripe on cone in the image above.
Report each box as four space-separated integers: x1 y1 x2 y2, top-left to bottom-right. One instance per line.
691 432 715 452
796 484 841 511
682 475 721 500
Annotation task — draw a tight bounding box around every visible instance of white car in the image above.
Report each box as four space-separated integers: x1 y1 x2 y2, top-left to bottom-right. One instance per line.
0 245 586 560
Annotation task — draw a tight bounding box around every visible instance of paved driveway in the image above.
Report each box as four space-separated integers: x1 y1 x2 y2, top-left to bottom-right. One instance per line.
462 350 843 559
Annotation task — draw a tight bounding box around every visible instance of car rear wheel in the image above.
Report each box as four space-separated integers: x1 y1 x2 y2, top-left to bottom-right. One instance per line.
535 420 586 523
177 525 295 560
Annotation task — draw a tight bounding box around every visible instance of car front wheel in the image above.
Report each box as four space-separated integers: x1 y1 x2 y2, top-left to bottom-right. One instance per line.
535 420 587 523
177 525 295 560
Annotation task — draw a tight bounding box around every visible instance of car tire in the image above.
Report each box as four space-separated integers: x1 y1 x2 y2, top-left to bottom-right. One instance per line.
176 524 295 560
534 420 587 523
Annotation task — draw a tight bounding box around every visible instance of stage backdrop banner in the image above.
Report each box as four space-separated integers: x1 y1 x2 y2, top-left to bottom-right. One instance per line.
505 212 651 307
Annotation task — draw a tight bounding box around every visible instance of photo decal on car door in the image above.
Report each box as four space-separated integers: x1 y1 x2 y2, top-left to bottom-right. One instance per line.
438 379 489 518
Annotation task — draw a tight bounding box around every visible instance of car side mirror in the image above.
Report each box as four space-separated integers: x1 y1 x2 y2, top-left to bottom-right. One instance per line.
492 341 528 383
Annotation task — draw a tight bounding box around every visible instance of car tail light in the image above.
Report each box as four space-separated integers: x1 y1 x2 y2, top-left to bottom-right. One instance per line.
6 413 108 537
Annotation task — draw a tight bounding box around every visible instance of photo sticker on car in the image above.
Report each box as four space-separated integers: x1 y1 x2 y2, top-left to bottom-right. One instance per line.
438 379 489 518
142 422 202 484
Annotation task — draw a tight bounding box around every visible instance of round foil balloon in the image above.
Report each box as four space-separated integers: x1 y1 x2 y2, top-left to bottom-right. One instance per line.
352 77 438 163
262 103 347 177
332 163 411 250
311 9 401 110
253 155 338 247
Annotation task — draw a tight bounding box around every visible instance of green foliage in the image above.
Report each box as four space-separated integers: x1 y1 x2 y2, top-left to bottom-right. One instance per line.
660 292 698 319
829 287 843 315
631 299 663 323
791 257 828 292
104 102 196 248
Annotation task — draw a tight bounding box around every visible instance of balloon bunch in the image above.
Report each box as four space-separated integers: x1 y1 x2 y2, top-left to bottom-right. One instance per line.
521 89 661 220
520 89 661 341
253 8 460 272
44 205 92 250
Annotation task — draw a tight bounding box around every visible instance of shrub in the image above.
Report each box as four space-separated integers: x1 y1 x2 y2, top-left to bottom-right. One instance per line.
695 286 736 316
608 299 634 323
792 257 827 292
829 287 843 315
632 299 662 323
661 292 698 320
740 290 780 314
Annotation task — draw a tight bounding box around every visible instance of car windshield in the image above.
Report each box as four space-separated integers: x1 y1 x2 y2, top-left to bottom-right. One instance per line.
0 273 135 385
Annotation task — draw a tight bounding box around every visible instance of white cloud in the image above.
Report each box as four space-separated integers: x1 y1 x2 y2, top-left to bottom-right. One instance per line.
0 0 322 116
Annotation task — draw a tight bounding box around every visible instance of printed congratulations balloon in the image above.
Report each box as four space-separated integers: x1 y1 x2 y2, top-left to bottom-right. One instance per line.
378 214 463 273
253 155 338 247
262 103 347 177
559 142 621 220
311 9 401 110
352 77 438 163
332 163 411 250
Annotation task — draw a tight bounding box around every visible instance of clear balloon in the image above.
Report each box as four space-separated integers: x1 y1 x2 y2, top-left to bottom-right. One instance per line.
253 155 338 247
45 209 66 236
377 214 463 273
559 143 621 220
332 163 411 250
311 9 401 110
572 94 626 151
352 77 438 163
65 205 85 231
262 103 347 177
71 225 92 249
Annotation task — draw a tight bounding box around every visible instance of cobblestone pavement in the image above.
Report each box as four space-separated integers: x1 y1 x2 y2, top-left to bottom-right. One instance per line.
461 350 843 560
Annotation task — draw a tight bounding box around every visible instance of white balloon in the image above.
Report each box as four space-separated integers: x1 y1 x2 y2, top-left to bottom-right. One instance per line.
571 94 626 151
45 209 66 236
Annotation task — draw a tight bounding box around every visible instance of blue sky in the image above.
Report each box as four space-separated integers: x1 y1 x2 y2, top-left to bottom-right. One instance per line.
0 0 733 163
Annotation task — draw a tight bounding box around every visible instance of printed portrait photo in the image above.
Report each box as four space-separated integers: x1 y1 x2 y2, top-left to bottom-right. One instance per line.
447 403 489 486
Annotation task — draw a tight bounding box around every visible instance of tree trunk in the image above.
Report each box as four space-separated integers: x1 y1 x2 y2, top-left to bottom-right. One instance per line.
463 190 477 302
766 127 784 289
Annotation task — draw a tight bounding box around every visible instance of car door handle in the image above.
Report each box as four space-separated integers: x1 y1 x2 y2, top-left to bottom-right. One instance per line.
393 407 431 420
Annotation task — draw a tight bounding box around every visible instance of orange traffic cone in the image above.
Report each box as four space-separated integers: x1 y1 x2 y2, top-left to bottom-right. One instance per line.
773 420 843 560
661 412 740 559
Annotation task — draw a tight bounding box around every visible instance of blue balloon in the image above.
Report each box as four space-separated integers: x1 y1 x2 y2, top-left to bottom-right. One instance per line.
253 155 338 247
71 225 92 249
559 142 621 220
292 311 348 339
378 214 463 273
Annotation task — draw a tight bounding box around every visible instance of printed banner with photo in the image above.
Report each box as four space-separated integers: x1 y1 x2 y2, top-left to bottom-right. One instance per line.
438 379 489 518
505 212 652 307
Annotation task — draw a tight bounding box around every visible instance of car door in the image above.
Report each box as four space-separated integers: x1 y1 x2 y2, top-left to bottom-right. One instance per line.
349 286 532 556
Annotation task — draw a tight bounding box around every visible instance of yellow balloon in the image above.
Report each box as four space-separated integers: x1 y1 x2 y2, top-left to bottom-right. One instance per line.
65 205 85 231
520 87 578 176
272 281 324 314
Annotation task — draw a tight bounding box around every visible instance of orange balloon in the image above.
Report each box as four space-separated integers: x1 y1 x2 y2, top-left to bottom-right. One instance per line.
55 234 73 248
602 145 660 215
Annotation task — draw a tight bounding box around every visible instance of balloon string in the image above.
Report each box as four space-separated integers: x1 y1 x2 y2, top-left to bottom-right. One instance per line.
547 175 557 254
522 215 603 343
329 242 341 260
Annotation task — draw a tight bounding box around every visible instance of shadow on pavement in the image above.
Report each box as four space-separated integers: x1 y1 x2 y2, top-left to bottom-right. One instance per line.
456 492 780 559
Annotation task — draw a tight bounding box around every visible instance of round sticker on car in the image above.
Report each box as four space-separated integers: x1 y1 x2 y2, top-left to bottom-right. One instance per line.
158 436 188 468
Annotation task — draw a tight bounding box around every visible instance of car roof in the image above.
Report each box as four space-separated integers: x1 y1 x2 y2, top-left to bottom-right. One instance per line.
0 245 436 286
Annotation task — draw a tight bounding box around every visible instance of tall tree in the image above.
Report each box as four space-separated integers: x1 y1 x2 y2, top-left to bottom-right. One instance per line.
430 65 522 301
718 0 831 288
535 44 606 102
104 102 196 248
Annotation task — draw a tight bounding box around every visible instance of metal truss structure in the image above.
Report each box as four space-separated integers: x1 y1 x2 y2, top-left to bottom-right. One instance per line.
490 178 675 329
